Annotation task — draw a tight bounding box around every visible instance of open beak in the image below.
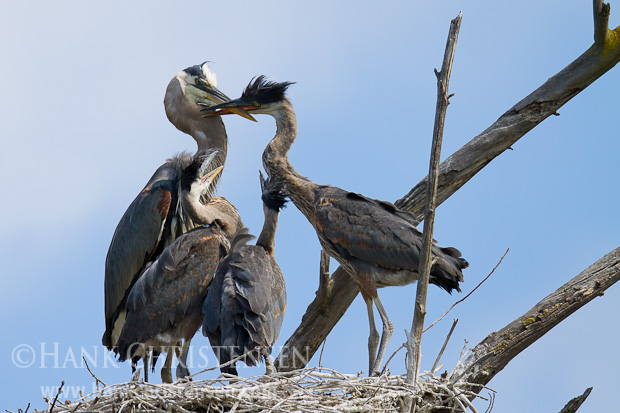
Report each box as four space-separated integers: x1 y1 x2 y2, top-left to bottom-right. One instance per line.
200 165 224 185
198 150 223 184
200 98 258 119
195 79 256 122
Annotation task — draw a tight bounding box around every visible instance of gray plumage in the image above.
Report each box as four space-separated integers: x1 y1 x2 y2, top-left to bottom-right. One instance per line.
116 225 230 362
112 154 244 382
203 77 467 376
203 174 287 375
103 63 233 353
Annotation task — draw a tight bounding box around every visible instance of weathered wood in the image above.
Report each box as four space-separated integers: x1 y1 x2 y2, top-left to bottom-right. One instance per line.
274 7 620 372
559 387 593 413
452 248 620 388
406 11 462 389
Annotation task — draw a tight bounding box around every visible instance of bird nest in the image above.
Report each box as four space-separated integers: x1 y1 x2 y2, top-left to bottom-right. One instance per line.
38 366 492 413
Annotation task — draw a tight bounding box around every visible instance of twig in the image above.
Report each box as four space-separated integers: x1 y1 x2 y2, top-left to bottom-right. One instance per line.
431 319 459 374
318 338 327 369
484 391 495 413
381 343 406 375
424 249 509 333
188 347 263 379
48 381 64 413
82 356 107 390
406 10 463 386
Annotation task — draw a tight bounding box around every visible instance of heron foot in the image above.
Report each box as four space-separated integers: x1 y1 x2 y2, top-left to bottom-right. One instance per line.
176 364 191 381
161 367 173 383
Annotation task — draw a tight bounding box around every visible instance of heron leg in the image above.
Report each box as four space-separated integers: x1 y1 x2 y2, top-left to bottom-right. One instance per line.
161 350 174 383
365 297 380 376
264 352 275 375
176 339 192 380
143 351 150 382
370 295 394 376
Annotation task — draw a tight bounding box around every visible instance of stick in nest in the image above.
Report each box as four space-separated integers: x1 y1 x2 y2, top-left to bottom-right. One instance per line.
82 356 106 391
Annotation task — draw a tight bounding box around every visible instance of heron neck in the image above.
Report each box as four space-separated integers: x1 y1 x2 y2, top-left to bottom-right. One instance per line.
256 206 280 255
164 82 228 157
193 118 228 157
262 99 316 219
181 194 242 239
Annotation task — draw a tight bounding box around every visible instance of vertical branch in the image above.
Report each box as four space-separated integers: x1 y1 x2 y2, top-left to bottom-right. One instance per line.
593 0 611 45
405 11 463 389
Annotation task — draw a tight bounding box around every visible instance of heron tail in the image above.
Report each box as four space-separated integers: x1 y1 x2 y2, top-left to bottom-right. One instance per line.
429 247 468 293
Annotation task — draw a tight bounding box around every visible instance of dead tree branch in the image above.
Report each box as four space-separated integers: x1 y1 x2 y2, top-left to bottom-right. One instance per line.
406 11 462 390
275 4 620 372
451 248 620 390
560 387 593 413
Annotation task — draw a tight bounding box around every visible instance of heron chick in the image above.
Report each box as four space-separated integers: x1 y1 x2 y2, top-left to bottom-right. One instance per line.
203 172 287 376
203 77 468 376
115 152 244 383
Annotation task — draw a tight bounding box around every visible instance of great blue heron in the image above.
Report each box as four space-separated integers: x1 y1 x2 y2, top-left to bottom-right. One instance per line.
103 62 253 358
115 152 245 382
204 77 468 376
202 172 287 376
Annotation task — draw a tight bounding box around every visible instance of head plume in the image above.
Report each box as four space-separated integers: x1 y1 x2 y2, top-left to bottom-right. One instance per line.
183 61 217 86
241 76 295 104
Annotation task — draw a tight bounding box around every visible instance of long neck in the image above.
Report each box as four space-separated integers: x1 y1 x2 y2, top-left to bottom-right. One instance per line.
181 193 242 239
256 206 280 255
164 80 229 157
262 98 316 219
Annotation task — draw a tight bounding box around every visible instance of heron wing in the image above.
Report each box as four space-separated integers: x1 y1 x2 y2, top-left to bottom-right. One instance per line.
104 178 177 334
203 242 286 364
117 227 228 357
314 189 424 271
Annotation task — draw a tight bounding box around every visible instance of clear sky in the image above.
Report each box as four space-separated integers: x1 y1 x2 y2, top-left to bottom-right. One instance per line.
2 1 619 411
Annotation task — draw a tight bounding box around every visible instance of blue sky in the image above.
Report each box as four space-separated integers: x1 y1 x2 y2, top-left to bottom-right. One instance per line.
2 1 619 411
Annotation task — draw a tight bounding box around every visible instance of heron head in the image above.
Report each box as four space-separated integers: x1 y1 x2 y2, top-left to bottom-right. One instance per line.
201 76 295 118
181 150 224 199
166 62 256 122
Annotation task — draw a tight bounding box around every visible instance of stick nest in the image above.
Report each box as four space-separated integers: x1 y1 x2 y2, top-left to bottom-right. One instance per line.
39 367 491 413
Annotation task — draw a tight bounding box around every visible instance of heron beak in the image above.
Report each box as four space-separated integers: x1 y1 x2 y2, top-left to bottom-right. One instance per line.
200 165 224 185
201 98 259 121
195 79 257 122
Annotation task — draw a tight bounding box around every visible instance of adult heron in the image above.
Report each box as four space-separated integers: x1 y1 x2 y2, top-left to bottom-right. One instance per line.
115 152 245 382
103 62 253 354
203 77 468 376
203 172 287 376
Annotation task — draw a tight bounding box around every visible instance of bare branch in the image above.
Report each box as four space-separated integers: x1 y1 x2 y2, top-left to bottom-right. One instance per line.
560 387 593 413
431 319 459 374
381 343 406 375
406 10 462 389
275 10 620 372
593 0 611 45
48 381 64 413
453 248 620 389
82 356 106 391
